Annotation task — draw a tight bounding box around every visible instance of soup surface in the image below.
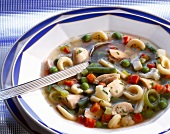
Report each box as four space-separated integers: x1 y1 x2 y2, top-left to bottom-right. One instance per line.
43 31 170 129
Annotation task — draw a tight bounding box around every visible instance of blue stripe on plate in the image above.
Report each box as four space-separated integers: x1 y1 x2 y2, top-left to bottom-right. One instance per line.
12 12 170 133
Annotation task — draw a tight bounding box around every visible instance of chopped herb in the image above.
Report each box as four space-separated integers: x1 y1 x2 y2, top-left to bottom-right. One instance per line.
77 50 82 54
115 90 118 93
99 100 104 103
116 52 120 55
150 82 154 87
119 82 124 85
102 90 108 95
65 97 68 102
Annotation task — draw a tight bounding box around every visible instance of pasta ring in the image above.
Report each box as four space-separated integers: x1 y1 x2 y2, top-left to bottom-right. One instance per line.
156 55 170 75
126 39 145 50
124 85 143 101
108 114 121 128
57 57 73 71
90 96 112 107
56 105 77 121
91 31 108 42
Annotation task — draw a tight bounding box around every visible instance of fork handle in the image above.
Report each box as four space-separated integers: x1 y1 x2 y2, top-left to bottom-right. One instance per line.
0 62 89 100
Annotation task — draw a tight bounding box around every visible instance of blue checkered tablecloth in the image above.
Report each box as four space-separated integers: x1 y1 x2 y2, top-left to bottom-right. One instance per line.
0 0 170 134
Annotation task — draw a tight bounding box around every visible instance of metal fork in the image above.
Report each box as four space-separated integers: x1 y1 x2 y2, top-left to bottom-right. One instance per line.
0 62 89 100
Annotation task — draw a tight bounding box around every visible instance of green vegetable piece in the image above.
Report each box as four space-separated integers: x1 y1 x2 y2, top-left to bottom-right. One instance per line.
81 69 88 76
47 85 52 93
62 105 76 115
78 108 85 115
144 109 155 118
53 85 69 97
146 44 156 53
53 58 59 66
159 97 168 109
140 58 146 64
86 67 117 74
148 95 156 103
159 101 168 109
95 121 103 128
112 32 122 39
49 66 58 74
81 82 89 90
160 93 170 98
144 89 160 108
81 77 88 83
77 97 89 108
81 34 91 42
142 67 150 73
89 63 100 67
121 59 131 68
104 107 112 114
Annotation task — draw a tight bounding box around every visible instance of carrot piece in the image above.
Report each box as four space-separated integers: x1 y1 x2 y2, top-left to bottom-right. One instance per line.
128 75 140 84
101 114 112 123
98 82 106 87
90 102 100 113
140 54 150 61
133 113 143 123
64 80 74 86
109 45 117 50
165 84 170 93
86 73 96 83
44 69 49 76
123 35 131 45
164 75 170 79
147 63 156 69
63 46 70 54
153 84 166 94
84 118 96 128
78 115 85 124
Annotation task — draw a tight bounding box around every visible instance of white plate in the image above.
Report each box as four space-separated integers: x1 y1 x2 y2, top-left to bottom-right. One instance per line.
2 7 170 134
12 12 170 134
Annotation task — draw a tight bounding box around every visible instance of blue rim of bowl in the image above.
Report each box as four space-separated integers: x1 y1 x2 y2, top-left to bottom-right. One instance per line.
1 6 170 134
13 12 170 134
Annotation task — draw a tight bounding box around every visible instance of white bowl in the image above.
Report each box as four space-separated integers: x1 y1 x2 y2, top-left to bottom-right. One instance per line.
8 11 170 134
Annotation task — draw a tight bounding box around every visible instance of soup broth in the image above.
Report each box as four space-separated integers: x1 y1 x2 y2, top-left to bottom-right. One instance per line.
43 31 170 129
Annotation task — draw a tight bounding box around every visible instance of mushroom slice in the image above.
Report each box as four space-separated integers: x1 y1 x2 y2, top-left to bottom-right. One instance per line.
112 102 134 116
73 47 89 65
107 79 124 98
140 77 157 89
94 73 120 84
61 94 84 109
109 49 129 61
